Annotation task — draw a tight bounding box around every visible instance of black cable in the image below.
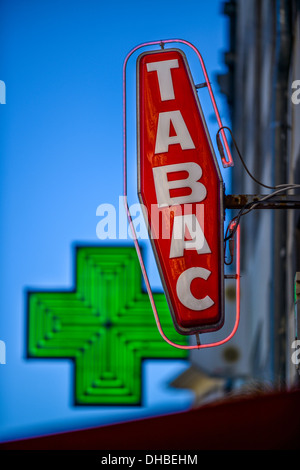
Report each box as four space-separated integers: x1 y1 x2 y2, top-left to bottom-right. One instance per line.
224 193 300 243
217 125 300 251
217 126 278 190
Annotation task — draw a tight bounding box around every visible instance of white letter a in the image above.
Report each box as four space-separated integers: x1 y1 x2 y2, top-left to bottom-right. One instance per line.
155 110 195 154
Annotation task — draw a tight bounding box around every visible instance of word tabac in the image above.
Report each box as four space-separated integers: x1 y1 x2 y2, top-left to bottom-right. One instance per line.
137 48 224 335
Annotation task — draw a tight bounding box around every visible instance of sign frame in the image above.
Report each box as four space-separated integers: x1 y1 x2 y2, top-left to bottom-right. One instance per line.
123 38 240 350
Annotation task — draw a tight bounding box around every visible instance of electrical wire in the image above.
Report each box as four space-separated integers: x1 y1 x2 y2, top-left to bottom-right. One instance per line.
217 126 300 191
224 185 300 242
225 185 300 247
217 126 300 263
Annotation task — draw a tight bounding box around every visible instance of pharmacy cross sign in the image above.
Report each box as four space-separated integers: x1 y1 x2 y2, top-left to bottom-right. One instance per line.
27 246 187 406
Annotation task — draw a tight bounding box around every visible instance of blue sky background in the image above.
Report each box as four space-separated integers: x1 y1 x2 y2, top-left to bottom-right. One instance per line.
0 0 231 442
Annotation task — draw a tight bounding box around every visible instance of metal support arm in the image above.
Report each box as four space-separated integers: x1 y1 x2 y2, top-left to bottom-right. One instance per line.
225 194 300 210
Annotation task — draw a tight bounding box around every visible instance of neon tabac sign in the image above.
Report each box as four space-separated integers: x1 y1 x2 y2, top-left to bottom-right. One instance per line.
123 39 240 350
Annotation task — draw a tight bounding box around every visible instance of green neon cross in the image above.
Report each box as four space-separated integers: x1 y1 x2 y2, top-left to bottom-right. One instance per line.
27 246 188 406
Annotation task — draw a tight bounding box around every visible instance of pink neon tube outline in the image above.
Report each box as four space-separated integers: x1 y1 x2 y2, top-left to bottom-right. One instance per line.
123 39 239 349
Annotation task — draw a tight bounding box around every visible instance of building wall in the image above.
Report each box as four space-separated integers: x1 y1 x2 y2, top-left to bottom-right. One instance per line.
190 0 300 391
224 0 300 386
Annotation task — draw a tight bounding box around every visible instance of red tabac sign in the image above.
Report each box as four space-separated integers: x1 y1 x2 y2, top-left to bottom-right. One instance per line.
137 48 224 335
